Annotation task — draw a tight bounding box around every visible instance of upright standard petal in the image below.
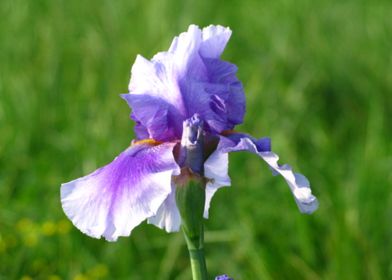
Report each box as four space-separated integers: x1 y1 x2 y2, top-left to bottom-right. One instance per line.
123 25 245 141
217 134 318 214
200 25 232 58
60 142 180 241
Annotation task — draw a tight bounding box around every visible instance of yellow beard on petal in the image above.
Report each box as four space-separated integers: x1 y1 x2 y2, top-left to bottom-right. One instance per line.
131 138 162 146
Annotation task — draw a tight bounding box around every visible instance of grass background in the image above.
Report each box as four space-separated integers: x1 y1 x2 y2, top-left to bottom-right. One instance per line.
1 0 391 279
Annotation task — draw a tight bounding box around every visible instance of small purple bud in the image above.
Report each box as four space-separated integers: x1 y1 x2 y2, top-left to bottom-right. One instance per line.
215 274 233 280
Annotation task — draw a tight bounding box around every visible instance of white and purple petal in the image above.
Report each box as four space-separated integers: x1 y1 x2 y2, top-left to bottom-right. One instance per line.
60 142 180 241
216 134 318 214
123 24 245 141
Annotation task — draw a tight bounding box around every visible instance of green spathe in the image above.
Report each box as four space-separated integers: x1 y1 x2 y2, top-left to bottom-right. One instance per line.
176 174 208 280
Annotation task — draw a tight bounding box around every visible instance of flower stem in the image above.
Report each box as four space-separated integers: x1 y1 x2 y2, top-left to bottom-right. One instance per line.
182 225 208 280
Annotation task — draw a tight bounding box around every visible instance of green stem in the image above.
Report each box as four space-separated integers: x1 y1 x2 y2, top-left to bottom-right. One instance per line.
182 226 208 280
188 248 207 280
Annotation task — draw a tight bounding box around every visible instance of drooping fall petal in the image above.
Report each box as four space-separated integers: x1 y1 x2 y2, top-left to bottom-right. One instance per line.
61 143 180 241
216 134 318 214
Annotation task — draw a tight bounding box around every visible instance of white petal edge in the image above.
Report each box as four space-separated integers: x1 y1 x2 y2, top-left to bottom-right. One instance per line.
203 150 231 218
200 25 232 58
147 183 181 232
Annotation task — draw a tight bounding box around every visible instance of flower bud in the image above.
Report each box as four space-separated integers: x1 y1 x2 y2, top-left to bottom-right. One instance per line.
180 114 205 176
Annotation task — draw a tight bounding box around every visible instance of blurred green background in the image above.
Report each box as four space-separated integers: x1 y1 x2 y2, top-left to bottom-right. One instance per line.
1 0 391 279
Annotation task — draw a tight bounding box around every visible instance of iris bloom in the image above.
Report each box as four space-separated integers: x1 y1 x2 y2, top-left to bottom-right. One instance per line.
61 25 318 242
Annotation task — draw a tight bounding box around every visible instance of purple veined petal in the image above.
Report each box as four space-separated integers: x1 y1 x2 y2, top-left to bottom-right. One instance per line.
147 183 181 232
203 59 238 84
179 81 230 133
60 142 180 241
122 93 183 141
217 134 318 214
201 59 245 128
130 113 150 140
203 149 231 218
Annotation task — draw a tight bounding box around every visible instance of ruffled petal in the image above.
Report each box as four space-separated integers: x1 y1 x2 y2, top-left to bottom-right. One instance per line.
147 184 181 232
200 25 232 58
203 149 231 218
168 25 205 78
217 134 318 214
60 142 180 241
124 24 245 141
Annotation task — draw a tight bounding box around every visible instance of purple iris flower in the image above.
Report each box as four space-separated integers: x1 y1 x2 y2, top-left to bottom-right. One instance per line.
61 25 318 242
